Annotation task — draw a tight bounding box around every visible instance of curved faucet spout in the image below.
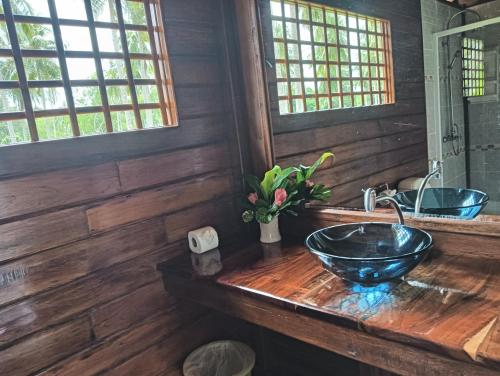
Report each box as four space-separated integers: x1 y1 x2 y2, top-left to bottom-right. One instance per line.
415 161 442 216
363 188 405 225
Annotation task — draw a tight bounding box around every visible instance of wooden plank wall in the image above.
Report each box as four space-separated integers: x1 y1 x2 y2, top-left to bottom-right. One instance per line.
259 0 428 207
0 0 246 374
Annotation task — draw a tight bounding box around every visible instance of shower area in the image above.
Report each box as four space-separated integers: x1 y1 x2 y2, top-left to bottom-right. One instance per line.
422 0 500 215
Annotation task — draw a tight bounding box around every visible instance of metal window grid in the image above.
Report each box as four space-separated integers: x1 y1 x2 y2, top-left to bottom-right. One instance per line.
270 0 395 115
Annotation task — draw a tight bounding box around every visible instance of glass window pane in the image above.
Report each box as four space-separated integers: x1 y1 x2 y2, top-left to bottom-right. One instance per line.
16 24 56 50
126 31 151 53
272 20 284 39
61 26 93 51
0 57 18 80
24 58 61 81
66 58 96 80
131 59 155 79
140 108 163 129
55 0 86 19
72 86 102 107
77 112 107 136
0 22 10 48
270 0 282 17
136 85 159 103
107 85 131 105
102 59 127 79
93 0 118 22
272 0 392 114
121 0 146 25
30 87 67 111
111 110 136 132
12 0 50 16
37 115 73 141
0 89 24 112
96 28 122 52
0 120 31 145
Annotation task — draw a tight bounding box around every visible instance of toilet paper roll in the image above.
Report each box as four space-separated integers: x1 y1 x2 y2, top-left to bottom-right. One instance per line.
188 226 219 254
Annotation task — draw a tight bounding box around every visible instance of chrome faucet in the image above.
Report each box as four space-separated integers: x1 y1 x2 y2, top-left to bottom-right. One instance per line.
415 161 442 216
363 188 405 225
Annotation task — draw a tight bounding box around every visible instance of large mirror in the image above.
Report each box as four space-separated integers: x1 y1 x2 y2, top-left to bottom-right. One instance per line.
256 0 500 220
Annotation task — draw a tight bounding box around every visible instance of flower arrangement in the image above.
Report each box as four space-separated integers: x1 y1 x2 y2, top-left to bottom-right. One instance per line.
242 152 334 224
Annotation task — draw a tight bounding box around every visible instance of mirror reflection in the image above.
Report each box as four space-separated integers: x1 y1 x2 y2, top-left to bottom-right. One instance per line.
262 0 500 220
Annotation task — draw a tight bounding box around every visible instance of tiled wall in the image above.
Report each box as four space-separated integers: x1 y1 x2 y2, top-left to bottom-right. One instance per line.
421 0 467 188
468 2 500 214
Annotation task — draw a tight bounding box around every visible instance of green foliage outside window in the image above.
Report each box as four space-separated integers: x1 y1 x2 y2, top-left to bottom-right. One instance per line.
0 0 168 146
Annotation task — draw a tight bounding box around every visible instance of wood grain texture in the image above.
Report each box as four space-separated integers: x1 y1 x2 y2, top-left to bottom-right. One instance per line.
159 236 500 375
234 0 274 176
0 317 92 376
117 143 230 191
104 313 223 376
0 219 166 307
41 303 204 376
0 163 120 220
86 172 233 232
0 207 88 263
164 196 237 243
91 281 176 340
0 1 246 374
0 244 182 347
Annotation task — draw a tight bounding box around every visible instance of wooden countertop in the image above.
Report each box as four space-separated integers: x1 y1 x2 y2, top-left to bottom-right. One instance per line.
158 237 500 375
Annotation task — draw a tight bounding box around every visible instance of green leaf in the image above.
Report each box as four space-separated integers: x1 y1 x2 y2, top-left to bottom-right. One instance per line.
271 166 297 191
242 210 254 223
305 152 334 180
244 174 261 194
260 165 281 200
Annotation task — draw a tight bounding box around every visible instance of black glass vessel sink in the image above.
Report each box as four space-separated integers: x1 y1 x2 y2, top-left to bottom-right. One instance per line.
394 188 489 219
305 223 433 284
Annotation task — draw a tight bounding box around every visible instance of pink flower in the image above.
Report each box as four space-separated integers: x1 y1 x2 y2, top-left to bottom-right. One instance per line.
247 192 258 204
274 188 287 207
305 180 314 188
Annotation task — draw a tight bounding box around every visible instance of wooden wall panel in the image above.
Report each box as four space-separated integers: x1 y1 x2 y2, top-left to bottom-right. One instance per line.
0 0 247 374
0 207 88 263
1 317 92 376
0 163 120 221
0 219 166 307
117 143 230 191
259 0 428 207
86 172 233 232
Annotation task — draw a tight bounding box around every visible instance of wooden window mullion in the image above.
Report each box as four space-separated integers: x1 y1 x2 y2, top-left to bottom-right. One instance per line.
307 5 319 111
334 10 343 107
322 9 332 109
2 0 38 141
47 0 80 136
144 0 170 125
281 1 293 113
84 0 113 132
294 2 306 112
115 0 143 129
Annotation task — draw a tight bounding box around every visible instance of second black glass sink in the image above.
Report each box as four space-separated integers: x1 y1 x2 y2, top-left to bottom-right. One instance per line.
393 188 489 219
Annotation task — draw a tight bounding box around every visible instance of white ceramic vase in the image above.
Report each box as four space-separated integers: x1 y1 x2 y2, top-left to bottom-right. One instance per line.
259 216 281 243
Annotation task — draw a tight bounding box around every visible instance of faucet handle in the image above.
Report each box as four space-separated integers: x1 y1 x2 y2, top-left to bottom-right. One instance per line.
363 188 377 212
430 160 442 176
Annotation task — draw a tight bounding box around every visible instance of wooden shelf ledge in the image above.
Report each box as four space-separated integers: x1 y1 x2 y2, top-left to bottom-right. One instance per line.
158 236 500 376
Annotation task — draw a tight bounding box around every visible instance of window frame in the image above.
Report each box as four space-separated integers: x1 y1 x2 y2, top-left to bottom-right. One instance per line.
0 0 177 145
462 36 485 98
268 0 395 116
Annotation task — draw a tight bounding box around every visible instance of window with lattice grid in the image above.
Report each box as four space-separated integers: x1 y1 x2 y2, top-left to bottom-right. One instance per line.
0 0 177 147
462 37 484 97
270 0 395 115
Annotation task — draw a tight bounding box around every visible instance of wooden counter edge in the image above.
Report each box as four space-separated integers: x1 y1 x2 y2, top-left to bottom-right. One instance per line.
160 273 499 376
